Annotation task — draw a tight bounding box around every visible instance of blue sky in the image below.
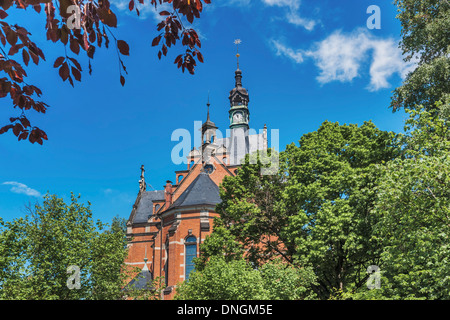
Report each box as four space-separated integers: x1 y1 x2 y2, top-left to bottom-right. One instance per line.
0 0 414 223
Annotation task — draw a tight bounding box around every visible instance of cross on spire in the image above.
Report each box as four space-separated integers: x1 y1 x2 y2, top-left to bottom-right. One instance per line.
234 39 242 69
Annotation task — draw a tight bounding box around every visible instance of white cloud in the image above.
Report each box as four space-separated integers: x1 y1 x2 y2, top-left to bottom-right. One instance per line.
271 39 303 63
2 181 42 197
261 0 316 30
103 188 114 195
271 29 416 91
305 30 372 84
110 1 207 37
367 38 416 91
113 0 316 30
111 0 171 21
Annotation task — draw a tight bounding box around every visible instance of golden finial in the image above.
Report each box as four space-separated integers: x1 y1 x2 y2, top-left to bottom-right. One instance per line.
234 39 242 69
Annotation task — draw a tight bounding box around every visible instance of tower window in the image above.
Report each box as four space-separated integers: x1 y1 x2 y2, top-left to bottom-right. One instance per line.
185 236 197 281
154 204 161 213
204 164 214 174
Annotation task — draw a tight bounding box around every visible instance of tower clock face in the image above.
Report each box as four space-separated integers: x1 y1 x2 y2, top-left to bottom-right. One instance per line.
233 112 243 123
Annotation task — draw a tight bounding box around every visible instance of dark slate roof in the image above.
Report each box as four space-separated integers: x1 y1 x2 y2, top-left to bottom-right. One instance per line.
123 264 153 291
170 171 222 209
133 190 164 223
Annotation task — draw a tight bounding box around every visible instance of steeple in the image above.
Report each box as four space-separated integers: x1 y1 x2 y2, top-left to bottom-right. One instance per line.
202 94 217 132
201 95 218 156
234 39 243 88
229 39 250 129
139 165 146 192
206 92 211 122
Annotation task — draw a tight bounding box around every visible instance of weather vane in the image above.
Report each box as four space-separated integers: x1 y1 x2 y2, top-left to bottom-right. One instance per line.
234 39 242 69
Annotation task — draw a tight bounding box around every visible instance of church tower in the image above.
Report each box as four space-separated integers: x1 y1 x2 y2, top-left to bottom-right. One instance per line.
201 97 218 165
228 39 250 164
124 44 269 299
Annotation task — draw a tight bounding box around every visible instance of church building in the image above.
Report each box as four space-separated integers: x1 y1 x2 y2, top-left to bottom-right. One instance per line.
124 59 269 299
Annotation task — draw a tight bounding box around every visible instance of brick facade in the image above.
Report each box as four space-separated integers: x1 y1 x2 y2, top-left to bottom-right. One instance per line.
124 66 268 299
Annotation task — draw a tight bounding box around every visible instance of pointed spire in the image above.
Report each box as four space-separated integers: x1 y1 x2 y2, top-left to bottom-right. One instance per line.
234 39 242 70
234 39 243 87
206 91 211 121
139 165 146 192
203 93 216 128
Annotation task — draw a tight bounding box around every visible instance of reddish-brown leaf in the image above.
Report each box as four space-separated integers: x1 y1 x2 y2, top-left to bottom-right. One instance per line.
70 38 80 55
152 35 162 47
22 49 30 66
69 57 82 71
8 44 24 56
117 40 130 56
19 117 30 128
53 56 65 68
59 62 70 81
12 123 23 136
0 9 8 19
197 51 204 63
87 45 95 59
5 28 17 46
18 131 28 141
71 66 81 81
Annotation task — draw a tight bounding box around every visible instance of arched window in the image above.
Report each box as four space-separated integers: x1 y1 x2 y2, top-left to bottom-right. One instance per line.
154 204 160 213
185 236 197 280
178 175 184 184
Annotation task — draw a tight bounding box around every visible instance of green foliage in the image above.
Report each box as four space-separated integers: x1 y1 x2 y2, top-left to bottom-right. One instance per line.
391 57 450 113
194 218 245 271
394 0 450 64
259 260 318 300
281 122 399 299
368 106 450 299
174 257 317 300
0 193 132 300
202 121 400 299
175 256 268 300
391 0 450 113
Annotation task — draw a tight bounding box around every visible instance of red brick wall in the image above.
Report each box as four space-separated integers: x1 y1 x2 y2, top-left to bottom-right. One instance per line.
125 159 232 300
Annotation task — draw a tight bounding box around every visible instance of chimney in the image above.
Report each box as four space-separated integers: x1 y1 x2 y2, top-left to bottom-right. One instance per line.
164 180 173 208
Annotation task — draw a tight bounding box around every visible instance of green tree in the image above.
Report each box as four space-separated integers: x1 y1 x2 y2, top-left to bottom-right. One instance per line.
174 256 268 300
201 121 400 299
174 256 317 300
259 259 318 300
391 0 450 114
364 106 450 300
0 193 133 300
